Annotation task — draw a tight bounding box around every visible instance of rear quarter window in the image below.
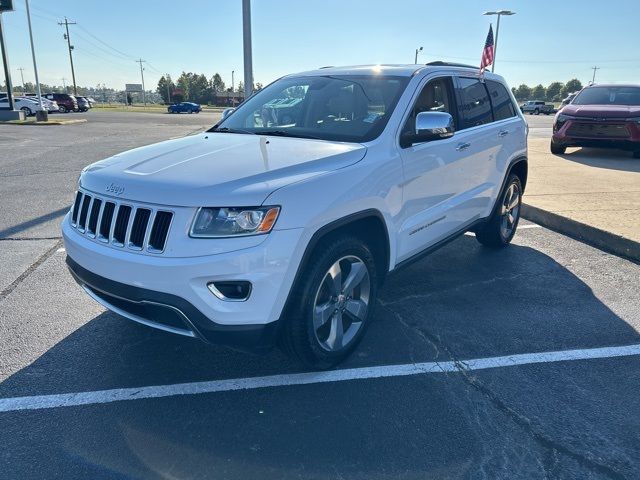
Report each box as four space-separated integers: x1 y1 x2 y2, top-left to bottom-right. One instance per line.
486 80 517 121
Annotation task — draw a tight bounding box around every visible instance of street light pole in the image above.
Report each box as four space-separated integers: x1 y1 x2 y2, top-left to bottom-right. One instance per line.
242 0 253 99
483 10 515 73
17 66 24 90
414 46 423 64
25 0 46 120
136 58 146 107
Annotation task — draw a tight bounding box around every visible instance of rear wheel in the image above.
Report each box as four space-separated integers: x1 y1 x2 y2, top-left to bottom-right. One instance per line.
20 106 32 117
280 236 377 369
476 174 522 248
550 140 566 155
534 108 540 115
58 105 67 113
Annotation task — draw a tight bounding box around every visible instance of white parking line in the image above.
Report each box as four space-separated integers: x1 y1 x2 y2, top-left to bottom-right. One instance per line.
56 247 66 253
1 343 639 413
464 224 541 236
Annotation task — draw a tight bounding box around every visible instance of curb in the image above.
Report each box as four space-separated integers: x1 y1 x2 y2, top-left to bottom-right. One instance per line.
0 119 87 126
521 203 640 262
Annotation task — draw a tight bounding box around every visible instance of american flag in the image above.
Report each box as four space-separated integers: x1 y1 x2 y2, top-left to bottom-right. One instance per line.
480 24 495 74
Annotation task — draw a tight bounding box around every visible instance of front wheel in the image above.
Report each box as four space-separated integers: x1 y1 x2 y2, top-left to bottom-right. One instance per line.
21 107 32 117
550 140 566 155
534 109 540 115
476 174 522 248
280 236 378 369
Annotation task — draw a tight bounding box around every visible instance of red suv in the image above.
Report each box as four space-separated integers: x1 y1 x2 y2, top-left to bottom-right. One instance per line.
43 93 79 113
551 84 640 158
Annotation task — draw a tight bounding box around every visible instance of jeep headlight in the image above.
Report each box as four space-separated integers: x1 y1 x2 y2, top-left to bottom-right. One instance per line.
190 206 280 238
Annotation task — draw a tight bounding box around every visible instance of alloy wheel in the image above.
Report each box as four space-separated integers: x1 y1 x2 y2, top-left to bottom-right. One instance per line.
312 255 370 352
500 182 521 239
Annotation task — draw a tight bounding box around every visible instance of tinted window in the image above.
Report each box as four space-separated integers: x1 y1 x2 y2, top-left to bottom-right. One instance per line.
215 75 409 143
573 86 640 106
457 77 493 129
403 77 455 134
486 80 517 121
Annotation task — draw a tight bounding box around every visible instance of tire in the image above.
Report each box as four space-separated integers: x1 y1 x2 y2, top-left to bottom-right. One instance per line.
279 236 378 369
550 140 566 155
59 105 67 113
534 109 540 115
475 173 522 248
20 107 32 117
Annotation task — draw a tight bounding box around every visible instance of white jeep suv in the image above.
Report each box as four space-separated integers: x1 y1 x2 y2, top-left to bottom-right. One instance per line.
63 63 527 369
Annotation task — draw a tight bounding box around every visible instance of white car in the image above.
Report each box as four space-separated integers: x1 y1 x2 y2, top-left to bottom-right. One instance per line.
0 96 43 116
63 63 527 368
22 95 59 112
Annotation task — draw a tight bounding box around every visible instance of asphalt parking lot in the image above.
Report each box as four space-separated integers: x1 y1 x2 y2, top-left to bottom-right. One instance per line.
2 111 640 479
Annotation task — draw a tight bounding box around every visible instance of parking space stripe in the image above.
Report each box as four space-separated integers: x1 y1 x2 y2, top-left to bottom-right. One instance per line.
2 343 640 413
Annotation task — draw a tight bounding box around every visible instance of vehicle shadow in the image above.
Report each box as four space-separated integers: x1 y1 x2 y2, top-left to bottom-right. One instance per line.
1 234 639 479
561 147 640 172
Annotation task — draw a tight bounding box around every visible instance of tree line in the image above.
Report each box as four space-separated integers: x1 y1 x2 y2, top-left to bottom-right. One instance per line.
157 72 263 105
511 78 584 102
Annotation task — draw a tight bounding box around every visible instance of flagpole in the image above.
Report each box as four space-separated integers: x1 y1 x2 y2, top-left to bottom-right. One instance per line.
492 16 500 73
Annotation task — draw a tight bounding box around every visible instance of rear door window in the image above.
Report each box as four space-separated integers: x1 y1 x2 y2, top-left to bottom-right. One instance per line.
485 80 517 121
456 77 493 129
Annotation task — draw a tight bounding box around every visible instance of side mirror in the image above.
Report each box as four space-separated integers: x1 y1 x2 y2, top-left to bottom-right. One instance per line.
221 107 235 120
402 111 455 147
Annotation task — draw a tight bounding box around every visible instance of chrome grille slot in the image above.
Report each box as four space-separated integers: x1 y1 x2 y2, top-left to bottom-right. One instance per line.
87 199 102 236
71 191 83 225
99 202 116 241
148 211 173 252
78 195 92 232
69 189 173 253
129 208 151 249
112 205 132 246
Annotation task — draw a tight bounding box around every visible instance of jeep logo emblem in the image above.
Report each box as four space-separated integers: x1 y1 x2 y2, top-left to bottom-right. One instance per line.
105 183 125 196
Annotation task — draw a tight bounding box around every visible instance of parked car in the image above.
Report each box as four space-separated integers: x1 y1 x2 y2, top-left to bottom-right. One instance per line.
0 96 42 116
63 63 528 368
86 97 97 107
561 92 578 107
22 94 59 112
551 84 640 158
43 93 78 113
75 96 91 112
520 100 555 115
168 102 202 114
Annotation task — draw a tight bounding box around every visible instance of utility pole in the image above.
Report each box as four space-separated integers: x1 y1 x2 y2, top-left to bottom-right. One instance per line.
591 66 600 84
242 0 253 99
58 17 77 95
61 77 66 92
483 10 515 73
17 67 24 90
165 73 171 104
136 58 146 107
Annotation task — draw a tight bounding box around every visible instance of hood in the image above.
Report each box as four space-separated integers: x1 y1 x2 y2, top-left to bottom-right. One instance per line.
80 133 366 207
561 104 640 118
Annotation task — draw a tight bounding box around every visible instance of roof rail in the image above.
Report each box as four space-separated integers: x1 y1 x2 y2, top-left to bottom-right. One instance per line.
426 61 478 70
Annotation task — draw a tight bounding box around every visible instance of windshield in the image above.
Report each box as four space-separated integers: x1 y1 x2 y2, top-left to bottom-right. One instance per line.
211 74 409 142
573 86 640 106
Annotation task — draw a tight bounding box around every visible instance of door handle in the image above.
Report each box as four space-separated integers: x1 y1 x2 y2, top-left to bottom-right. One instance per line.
498 130 510 138
456 142 471 151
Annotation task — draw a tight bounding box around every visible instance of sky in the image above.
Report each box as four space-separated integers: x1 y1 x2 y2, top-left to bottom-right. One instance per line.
2 0 639 92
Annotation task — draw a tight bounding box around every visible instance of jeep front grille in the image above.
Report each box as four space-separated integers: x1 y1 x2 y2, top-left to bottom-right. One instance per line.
70 190 173 253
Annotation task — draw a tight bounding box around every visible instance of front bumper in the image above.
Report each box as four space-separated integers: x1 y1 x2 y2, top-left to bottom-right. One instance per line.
553 119 640 151
62 213 305 351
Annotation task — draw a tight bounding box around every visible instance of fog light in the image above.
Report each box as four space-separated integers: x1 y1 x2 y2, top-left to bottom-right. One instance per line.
207 281 252 301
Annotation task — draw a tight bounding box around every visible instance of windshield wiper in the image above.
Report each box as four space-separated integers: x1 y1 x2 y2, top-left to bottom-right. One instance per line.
208 126 256 135
258 130 322 140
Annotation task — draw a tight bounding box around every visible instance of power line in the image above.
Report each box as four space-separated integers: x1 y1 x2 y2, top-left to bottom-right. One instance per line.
76 24 136 60
58 17 78 95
